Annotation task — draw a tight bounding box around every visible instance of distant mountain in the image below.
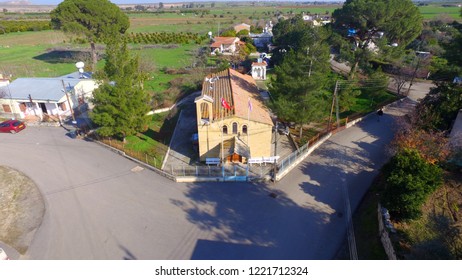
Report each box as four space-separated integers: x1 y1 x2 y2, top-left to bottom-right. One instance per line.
0 0 31 5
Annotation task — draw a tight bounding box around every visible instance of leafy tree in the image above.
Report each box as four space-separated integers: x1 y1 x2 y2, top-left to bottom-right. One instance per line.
273 15 322 53
250 25 263 34
337 79 361 112
332 0 423 78
236 29 249 37
220 29 236 37
272 15 330 67
414 11 462 131
382 148 443 220
90 39 151 141
135 5 147 11
416 82 462 131
269 50 330 138
50 0 129 71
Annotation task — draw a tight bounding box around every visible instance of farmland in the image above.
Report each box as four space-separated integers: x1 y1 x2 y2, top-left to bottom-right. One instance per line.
1 2 460 73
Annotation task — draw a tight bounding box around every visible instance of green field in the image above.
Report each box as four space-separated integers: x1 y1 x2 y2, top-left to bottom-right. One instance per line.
132 44 198 68
418 5 461 19
0 44 77 77
1 3 461 81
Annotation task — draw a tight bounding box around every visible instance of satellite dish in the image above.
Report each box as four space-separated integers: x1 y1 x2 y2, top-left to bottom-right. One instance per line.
208 31 212 39
75 61 85 78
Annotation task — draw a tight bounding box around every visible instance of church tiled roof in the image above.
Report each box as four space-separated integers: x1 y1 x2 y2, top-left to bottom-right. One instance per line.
200 68 273 126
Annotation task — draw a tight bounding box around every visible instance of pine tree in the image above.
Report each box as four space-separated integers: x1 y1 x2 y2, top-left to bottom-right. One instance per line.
90 39 151 141
332 0 423 78
51 0 129 71
269 50 331 138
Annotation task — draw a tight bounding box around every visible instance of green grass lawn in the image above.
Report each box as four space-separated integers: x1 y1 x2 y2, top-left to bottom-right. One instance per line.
345 90 397 118
133 44 198 69
122 111 179 168
145 72 182 93
418 5 461 20
0 44 78 77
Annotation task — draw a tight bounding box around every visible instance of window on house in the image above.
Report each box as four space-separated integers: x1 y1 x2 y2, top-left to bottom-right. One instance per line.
2 104 11 113
232 122 238 134
19 103 26 112
242 125 248 135
222 125 228 135
59 102 67 111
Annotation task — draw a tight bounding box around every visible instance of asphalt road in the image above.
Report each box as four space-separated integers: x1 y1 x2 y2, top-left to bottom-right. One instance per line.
0 83 430 259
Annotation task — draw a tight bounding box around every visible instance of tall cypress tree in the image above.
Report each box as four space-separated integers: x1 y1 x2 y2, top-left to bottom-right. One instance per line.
91 39 151 141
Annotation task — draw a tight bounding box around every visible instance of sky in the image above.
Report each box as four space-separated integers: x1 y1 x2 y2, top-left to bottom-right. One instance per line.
24 0 341 6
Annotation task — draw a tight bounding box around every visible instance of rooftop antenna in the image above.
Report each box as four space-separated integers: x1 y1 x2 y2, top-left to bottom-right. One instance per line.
205 76 219 90
205 76 219 83
75 61 85 79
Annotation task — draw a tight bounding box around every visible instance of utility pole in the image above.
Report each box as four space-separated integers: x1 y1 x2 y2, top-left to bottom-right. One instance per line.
62 80 76 125
335 81 340 129
328 80 339 131
405 54 422 96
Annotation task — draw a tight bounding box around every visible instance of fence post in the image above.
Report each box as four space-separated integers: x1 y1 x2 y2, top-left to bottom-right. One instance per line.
208 165 210 176
145 154 148 163
196 166 198 176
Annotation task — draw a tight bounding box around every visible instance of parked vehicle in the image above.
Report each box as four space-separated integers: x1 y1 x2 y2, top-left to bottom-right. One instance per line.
276 122 289 135
0 119 26 134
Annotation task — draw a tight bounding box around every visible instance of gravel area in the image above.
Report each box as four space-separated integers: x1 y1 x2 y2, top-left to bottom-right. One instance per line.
0 166 45 255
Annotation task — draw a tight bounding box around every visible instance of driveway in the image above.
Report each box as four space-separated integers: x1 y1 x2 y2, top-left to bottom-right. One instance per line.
0 83 428 259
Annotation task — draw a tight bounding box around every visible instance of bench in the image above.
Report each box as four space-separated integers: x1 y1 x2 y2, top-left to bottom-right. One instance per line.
206 158 221 165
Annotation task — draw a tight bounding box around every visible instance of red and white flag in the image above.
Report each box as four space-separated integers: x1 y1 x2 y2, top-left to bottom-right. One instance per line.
221 97 231 110
248 98 252 112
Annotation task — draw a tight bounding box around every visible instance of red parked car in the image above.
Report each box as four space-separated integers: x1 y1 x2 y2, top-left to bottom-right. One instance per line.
0 119 26 134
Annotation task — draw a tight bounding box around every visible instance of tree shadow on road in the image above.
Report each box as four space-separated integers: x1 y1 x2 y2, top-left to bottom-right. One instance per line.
170 181 339 259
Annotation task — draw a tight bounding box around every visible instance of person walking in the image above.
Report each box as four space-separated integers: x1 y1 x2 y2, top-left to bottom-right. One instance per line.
377 107 384 121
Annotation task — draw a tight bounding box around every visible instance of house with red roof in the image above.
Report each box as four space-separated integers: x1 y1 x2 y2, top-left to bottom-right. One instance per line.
210 37 244 55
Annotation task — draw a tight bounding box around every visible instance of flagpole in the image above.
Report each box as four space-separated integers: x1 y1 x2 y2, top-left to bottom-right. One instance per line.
221 98 224 177
247 97 250 147
246 98 250 180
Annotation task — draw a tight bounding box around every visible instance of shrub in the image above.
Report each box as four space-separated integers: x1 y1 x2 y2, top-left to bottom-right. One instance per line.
382 148 443 220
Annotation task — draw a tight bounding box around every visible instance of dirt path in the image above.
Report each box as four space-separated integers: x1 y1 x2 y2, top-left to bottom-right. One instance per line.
0 166 45 256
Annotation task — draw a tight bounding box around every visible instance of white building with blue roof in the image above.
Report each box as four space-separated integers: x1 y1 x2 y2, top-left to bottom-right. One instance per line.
0 72 97 121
